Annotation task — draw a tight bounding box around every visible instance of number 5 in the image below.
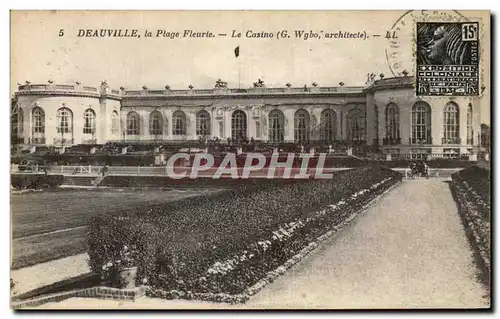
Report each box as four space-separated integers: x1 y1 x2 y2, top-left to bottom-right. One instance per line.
59 29 64 37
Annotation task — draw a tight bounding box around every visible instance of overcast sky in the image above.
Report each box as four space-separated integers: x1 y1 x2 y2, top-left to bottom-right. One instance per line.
10 10 490 122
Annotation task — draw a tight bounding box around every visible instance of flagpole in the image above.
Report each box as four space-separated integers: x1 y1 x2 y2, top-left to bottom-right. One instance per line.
234 45 241 89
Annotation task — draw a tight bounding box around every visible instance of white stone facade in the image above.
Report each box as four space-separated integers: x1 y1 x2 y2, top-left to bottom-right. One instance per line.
13 77 483 156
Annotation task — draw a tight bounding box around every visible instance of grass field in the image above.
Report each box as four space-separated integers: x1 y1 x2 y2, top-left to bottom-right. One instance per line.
11 188 222 269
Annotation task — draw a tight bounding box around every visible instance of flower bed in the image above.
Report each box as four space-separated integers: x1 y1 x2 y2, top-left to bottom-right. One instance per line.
87 166 402 301
450 166 491 290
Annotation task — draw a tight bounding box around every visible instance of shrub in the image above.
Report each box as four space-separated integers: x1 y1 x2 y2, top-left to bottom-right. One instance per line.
87 165 402 294
87 217 157 288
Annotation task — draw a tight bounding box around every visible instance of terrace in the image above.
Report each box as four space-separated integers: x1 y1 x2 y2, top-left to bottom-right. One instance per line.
16 81 367 101
15 82 121 100
122 86 365 99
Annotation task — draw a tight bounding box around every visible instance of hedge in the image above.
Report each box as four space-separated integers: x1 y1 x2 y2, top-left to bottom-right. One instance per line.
99 175 315 188
451 165 490 205
11 174 64 189
379 159 476 168
87 166 402 295
450 166 491 290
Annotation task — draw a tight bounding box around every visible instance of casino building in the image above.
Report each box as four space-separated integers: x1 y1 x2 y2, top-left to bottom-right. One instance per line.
12 76 483 159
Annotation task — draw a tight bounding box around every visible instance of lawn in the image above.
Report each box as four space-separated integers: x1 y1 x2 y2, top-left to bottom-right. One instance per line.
11 188 223 269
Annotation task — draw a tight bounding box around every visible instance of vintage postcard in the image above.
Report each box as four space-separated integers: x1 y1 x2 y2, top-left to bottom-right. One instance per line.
10 10 491 310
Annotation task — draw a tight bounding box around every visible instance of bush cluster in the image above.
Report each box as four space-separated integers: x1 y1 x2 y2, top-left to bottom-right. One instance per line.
87 166 402 293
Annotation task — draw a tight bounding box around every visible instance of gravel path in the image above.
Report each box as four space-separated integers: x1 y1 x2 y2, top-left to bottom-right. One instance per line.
11 253 89 297
35 179 488 309
243 179 488 309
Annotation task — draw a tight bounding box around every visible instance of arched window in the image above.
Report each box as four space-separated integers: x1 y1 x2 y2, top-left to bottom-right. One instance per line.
467 104 473 144
83 109 96 134
294 109 310 142
443 102 460 144
346 108 365 142
411 102 432 144
196 110 211 136
32 107 45 134
373 105 379 141
149 111 163 136
268 109 284 143
56 107 73 134
111 111 119 135
320 109 336 142
172 110 186 136
126 111 140 135
231 110 247 140
385 104 400 142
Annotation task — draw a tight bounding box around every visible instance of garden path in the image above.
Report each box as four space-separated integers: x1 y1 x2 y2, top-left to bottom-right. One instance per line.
243 179 488 309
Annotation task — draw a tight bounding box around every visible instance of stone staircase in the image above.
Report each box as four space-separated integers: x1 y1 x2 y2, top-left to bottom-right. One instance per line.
91 176 106 186
61 176 96 187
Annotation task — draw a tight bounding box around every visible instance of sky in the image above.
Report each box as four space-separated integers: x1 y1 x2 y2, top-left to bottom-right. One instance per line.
10 10 490 122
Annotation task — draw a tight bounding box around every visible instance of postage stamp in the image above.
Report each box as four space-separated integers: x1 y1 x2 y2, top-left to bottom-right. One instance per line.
416 21 480 96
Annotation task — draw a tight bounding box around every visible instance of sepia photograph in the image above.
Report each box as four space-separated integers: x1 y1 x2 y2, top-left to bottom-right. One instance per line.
9 10 491 310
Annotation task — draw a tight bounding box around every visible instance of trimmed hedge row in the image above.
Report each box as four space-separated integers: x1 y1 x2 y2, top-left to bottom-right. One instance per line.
450 166 491 290
11 174 64 189
99 175 316 188
451 165 490 205
380 159 476 169
87 166 402 295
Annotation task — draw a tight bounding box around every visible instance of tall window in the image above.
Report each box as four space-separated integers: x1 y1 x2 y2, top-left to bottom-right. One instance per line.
294 109 310 142
231 110 247 139
196 110 211 136
218 121 224 138
149 111 163 136
111 111 119 135
320 109 336 142
347 108 365 141
411 102 431 144
56 107 73 134
172 110 186 136
268 109 284 143
83 109 96 134
467 104 473 144
32 107 45 134
126 111 140 135
18 108 24 135
385 103 400 140
443 102 460 144
373 105 379 141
